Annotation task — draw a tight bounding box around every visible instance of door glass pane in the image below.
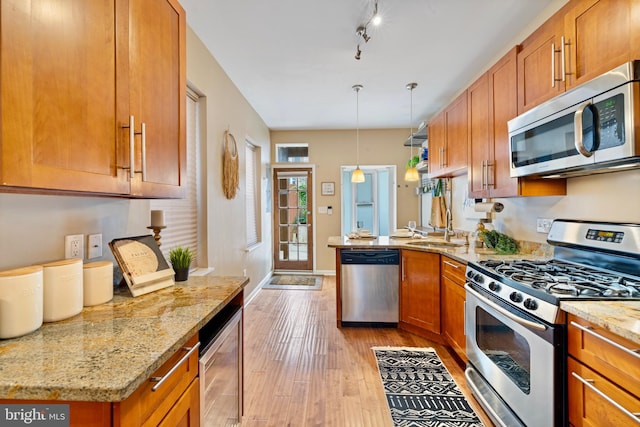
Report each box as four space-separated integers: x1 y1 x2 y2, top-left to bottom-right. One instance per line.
276 176 308 263
475 306 531 394
355 173 374 231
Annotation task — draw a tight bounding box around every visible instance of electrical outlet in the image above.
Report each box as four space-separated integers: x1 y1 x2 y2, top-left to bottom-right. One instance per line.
88 234 102 259
65 234 84 259
536 218 553 233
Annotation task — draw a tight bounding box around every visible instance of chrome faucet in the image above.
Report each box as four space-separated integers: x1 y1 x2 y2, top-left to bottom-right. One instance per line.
444 208 454 242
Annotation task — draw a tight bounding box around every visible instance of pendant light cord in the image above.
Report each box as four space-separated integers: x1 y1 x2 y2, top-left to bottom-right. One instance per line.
356 88 360 166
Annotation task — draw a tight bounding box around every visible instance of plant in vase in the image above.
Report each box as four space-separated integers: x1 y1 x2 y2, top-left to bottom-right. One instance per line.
169 246 193 282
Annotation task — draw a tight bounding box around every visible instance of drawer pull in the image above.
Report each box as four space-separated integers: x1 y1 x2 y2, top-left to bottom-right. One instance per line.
571 372 640 423
443 260 461 269
150 342 200 391
570 321 640 359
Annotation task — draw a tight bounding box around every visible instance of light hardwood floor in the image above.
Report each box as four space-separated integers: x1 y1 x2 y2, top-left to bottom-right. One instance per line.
242 275 493 426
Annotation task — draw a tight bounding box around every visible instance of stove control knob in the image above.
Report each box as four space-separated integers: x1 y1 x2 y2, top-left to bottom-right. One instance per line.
523 298 538 311
510 292 523 303
488 282 500 292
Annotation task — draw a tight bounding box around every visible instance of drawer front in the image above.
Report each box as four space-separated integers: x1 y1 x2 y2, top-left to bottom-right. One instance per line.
118 334 200 427
567 314 640 398
568 357 640 426
441 256 466 284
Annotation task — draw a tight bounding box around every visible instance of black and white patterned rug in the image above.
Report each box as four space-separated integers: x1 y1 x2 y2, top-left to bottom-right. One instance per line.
372 347 484 427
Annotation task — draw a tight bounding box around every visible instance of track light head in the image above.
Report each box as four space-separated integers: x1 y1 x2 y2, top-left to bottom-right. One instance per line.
356 26 370 43
355 45 361 60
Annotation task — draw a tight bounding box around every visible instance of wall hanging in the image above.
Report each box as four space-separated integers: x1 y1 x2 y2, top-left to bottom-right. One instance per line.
223 130 239 199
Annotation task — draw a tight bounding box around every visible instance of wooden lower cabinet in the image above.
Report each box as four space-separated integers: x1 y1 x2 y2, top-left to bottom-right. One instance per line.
0 334 200 427
399 250 442 339
440 257 467 362
566 314 640 426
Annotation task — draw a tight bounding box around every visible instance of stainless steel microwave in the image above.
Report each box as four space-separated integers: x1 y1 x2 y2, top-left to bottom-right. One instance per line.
508 61 640 178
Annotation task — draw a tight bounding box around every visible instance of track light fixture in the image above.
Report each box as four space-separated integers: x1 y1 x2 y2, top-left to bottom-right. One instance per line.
354 0 381 61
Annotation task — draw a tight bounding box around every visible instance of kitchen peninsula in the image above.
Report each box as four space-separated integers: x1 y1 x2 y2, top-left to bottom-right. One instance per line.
0 275 247 426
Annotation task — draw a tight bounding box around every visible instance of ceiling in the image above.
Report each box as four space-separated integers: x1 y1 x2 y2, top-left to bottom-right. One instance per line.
180 0 560 131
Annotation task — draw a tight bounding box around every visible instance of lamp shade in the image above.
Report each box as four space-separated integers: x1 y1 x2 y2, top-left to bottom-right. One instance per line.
404 167 419 182
352 167 365 183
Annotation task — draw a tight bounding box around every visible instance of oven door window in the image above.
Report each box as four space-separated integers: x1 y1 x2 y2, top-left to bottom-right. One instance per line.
476 306 531 394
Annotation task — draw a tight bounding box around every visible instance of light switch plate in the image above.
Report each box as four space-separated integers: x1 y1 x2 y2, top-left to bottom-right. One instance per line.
88 234 102 259
536 218 553 233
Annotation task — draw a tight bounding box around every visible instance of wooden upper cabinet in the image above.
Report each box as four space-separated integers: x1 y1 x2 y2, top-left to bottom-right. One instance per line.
428 91 468 179
467 73 491 198
518 0 637 114
0 0 186 197
1 0 128 194
517 12 566 114
127 0 186 198
469 47 566 198
427 111 446 177
564 0 635 89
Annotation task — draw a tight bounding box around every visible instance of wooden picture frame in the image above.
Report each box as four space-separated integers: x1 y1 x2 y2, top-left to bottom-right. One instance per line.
321 181 335 196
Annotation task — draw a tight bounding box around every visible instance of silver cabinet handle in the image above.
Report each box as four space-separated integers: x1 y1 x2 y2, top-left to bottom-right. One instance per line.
401 257 405 282
443 260 461 269
551 42 556 88
150 342 200 391
560 36 566 82
570 321 640 359
141 122 147 181
571 371 640 423
121 115 136 179
465 285 547 331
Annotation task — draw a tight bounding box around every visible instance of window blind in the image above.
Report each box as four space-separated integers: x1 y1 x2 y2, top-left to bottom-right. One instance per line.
151 90 200 265
246 142 260 247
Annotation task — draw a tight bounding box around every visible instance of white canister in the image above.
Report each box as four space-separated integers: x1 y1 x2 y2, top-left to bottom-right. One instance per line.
83 261 114 306
42 258 83 322
0 266 44 339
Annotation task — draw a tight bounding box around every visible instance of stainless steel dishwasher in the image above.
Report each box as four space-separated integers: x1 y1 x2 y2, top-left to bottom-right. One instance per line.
340 248 399 326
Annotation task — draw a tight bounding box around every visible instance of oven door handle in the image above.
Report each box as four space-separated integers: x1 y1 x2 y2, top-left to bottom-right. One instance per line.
465 285 547 331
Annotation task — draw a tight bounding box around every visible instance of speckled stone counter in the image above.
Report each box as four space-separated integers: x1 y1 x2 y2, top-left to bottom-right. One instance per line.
0 275 248 402
561 301 640 346
327 235 552 265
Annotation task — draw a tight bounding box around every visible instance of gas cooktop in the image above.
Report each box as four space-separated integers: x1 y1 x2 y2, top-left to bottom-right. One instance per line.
465 220 640 324
476 259 639 299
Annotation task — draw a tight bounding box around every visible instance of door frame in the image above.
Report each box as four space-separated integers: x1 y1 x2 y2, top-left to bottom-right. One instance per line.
271 164 316 272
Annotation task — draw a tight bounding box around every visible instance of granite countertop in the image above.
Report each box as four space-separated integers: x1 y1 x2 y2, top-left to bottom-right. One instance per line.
0 275 248 402
561 300 640 346
329 235 640 347
327 235 552 265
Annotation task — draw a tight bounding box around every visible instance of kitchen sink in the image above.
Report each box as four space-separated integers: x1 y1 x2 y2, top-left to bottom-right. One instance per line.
405 240 463 248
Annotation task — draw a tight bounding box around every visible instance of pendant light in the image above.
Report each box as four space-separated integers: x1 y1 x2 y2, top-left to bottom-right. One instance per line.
352 84 365 183
404 82 420 182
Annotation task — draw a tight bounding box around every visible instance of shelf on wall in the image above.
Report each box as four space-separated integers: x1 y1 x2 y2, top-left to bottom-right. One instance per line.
403 121 427 147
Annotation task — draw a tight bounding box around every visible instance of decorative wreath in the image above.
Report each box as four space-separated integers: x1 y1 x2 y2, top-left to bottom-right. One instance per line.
223 130 239 199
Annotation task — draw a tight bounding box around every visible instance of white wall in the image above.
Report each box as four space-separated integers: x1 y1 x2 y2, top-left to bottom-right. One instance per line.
0 27 273 298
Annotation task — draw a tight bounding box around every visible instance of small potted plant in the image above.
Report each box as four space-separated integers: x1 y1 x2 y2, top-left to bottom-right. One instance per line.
169 246 193 282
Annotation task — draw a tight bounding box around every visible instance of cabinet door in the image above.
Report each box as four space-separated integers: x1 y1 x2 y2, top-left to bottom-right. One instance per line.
441 276 466 362
564 0 633 89
158 378 200 427
400 250 440 334
517 13 566 114
568 357 640 427
487 47 520 198
127 0 186 198
443 91 468 176
0 0 129 194
427 111 446 177
467 74 491 198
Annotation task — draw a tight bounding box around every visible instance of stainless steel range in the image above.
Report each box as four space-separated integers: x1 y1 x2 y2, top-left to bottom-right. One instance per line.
464 219 640 427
